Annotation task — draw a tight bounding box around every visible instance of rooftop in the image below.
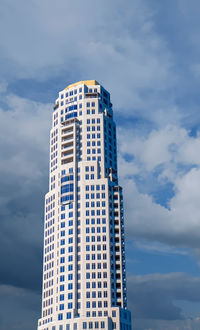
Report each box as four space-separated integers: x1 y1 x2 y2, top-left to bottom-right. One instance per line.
65 80 100 90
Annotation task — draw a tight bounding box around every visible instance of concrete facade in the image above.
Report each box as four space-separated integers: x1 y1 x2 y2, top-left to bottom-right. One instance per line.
37 80 132 330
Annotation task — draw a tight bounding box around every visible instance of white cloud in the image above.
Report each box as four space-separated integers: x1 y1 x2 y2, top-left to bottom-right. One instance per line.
0 0 177 122
0 87 51 179
118 125 200 249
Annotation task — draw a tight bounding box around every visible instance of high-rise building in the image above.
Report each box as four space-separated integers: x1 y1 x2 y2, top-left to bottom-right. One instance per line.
37 80 132 330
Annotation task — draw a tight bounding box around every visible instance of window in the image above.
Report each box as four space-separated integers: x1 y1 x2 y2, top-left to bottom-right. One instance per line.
60 285 64 291
67 312 71 319
59 304 64 310
60 275 65 282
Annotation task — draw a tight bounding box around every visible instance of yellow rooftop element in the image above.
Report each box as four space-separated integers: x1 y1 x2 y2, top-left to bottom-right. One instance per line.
65 80 100 90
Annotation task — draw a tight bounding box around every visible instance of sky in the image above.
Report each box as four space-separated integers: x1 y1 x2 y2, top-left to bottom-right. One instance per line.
1 0 200 329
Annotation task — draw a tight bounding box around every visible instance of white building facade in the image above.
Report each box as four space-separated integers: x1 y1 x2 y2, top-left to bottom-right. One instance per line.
37 80 132 330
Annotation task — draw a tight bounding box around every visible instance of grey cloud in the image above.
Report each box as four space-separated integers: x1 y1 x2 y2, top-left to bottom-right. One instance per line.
0 285 40 330
0 91 50 292
127 272 200 329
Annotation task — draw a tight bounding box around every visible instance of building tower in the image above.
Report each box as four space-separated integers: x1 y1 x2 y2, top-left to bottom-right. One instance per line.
37 80 132 330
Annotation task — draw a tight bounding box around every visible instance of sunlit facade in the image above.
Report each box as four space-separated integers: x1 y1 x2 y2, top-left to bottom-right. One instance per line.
37 80 132 330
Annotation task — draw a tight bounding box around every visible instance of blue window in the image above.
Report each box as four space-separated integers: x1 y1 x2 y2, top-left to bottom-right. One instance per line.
69 212 73 218
60 275 65 282
61 213 65 219
69 229 73 235
61 230 65 237
58 313 63 320
67 312 71 319
68 264 73 271
61 222 65 228
68 303 73 309
86 282 90 288
68 293 73 299
59 304 64 310
68 283 73 290
60 257 65 264
60 266 65 272
68 274 73 280
69 220 73 226
60 285 64 291
69 238 73 244
86 245 90 251
61 183 74 194
61 239 65 245
68 255 73 262
60 294 64 301
68 246 73 252
60 248 65 254
86 302 90 308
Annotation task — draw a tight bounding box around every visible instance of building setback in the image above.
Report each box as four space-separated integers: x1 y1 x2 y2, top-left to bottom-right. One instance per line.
37 80 132 330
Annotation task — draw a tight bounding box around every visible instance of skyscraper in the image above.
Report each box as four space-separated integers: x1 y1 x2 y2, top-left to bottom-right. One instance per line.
37 80 132 330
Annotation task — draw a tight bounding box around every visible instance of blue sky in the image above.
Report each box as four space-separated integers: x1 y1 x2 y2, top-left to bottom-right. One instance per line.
1 0 200 329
